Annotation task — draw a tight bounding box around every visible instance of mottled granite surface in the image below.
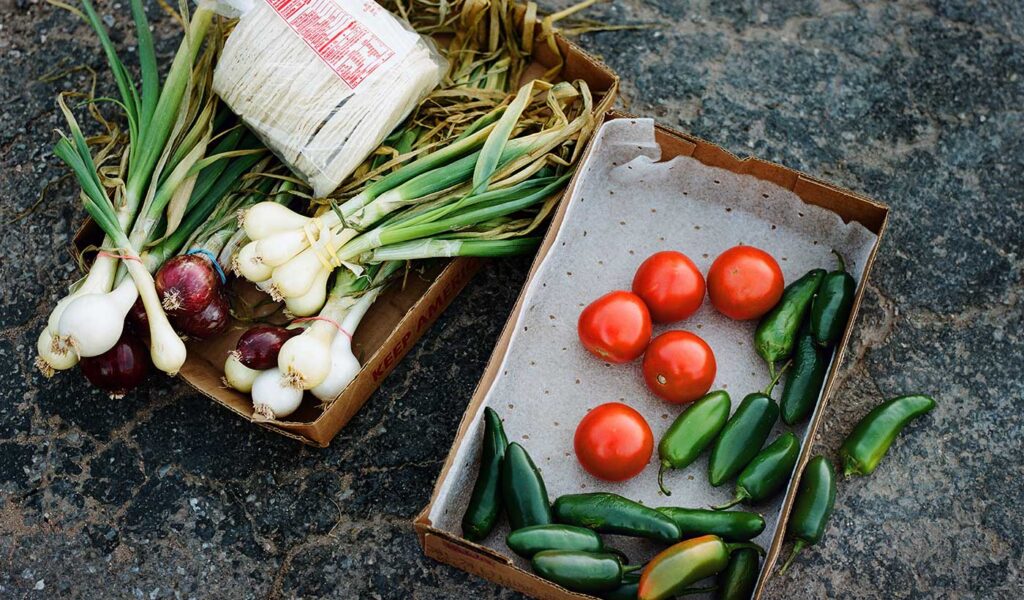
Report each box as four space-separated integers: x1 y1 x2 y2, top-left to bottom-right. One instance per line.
1 0 1021 598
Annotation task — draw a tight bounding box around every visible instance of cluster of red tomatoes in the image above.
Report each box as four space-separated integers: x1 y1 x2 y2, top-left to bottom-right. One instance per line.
574 246 784 482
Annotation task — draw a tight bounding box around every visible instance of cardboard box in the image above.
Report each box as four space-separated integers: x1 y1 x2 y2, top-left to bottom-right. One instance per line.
73 34 618 447
415 114 889 598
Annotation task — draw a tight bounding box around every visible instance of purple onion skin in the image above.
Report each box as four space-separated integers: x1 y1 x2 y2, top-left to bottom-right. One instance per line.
236 326 300 370
156 255 221 315
80 331 150 397
174 293 230 340
126 296 149 334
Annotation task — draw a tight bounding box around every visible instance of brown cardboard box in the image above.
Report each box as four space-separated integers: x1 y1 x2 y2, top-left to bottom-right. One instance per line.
73 34 618 447
415 114 889 599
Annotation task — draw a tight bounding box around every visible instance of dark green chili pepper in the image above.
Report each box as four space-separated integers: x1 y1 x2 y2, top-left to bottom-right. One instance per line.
840 395 936 477
501 442 552 530
553 493 680 543
601 578 715 600
779 456 836 575
780 325 829 425
656 507 766 541
716 547 759 600
708 392 779 487
810 251 856 347
462 408 508 541
755 269 825 378
657 390 731 495
599 570 642 600
599 576 642 600
714 432 800 511
637 535 764 600
531 550 635 594
505 525 603 558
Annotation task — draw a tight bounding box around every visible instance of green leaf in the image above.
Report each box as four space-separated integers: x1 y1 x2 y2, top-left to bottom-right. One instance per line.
156 126 212 241
79 0 140 129
130 0 159 131
472 81 536 191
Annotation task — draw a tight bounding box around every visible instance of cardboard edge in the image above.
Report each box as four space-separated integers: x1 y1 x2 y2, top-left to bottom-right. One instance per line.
610 110 890 233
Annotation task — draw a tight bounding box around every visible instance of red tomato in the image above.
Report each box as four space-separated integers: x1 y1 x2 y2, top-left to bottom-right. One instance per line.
642 331 716 404
632 251 706 323
574 402 654 481
578 291 652 363
707 246 784 320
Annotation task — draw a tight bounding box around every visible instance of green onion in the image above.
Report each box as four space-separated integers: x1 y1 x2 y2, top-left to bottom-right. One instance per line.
361 237 541 262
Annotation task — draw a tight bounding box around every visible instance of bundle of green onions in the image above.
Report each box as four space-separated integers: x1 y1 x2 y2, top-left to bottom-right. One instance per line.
237 78 592 300
36 0 267 392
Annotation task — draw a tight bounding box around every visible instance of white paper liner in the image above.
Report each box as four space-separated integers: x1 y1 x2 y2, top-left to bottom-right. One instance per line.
429 118 878 594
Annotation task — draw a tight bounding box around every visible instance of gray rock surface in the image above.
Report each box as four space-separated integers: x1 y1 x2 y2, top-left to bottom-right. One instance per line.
1 0 1021 598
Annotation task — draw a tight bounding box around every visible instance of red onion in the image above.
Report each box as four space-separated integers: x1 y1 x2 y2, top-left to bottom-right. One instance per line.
174 293 231 339
79 331 150 398
156 254 221 315
126 296 149 333
234 325 300 370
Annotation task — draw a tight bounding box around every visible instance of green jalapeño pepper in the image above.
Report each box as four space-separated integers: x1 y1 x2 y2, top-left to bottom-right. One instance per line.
755 269 825 377
714 432 800 510
708 392 779 487
716 547 760 600
810 251 856 348
531 550 636 594
840 394 936 477
601 572 715 600
656 507 766 541
462 408 508 541
780 325 829 425
658 390 731 495
599 572 642 600
779 455 836 575
553 493 680 543
501 442 552 530
506 525 603 558
637 535 763 600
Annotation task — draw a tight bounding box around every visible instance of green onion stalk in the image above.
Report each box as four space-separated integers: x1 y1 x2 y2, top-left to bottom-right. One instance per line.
360 236 541 262
35 0 238 377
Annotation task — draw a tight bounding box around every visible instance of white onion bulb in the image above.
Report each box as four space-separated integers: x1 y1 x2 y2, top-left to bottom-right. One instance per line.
251 368 304 419
310 332 361 402
223 353 259 393
276 323 334 389
242 202 314 240
57 279 138 358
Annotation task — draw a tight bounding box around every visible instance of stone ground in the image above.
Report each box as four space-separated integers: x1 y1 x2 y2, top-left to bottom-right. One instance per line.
1 0 1022 598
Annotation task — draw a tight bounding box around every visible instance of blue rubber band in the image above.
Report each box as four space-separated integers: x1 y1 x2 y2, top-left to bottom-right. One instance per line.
186 248 227 285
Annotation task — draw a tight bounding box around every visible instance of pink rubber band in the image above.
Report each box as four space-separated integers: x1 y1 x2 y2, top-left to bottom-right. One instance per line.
96 250 142 263
291 316 353 340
